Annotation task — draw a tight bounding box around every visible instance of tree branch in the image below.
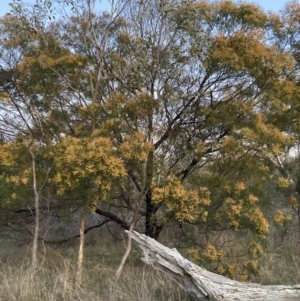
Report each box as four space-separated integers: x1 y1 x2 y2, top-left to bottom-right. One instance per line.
127 230 300 301
94 208 130 230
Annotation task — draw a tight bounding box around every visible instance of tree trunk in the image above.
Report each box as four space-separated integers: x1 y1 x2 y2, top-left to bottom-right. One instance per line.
126 230 300 301
76 213 86 287
145 190 155 237
145 146 160 239
30 149 39 270
145 190 162 239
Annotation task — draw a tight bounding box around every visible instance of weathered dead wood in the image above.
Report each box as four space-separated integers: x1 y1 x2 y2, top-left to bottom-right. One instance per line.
126 230 300 301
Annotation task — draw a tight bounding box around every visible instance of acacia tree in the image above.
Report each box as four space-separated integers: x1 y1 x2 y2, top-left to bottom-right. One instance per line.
1 0 300 278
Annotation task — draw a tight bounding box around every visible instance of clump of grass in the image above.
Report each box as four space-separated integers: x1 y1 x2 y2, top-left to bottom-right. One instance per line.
109 265 190 301
0 261 93 301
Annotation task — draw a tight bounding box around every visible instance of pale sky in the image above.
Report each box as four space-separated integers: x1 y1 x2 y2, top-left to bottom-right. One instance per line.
0 0 111 16
0 0 293 17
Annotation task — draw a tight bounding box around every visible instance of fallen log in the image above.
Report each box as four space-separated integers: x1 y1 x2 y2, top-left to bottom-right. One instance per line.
126 230 300 301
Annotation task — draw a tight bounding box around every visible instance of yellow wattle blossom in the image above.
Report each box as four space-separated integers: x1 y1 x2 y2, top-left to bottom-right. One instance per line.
249 243 264 257
234 182 246 194
243 260 259 275
9 176 21 186
152 177 211 223
248 194 258 204
202 243 225 262
20 168 31 185
217 265 226 275
246 207 269 236
274 210 292 226
119 132 153 161
0 143 17 166
224 197 243 229
228 263 237 277
277 177 290 188
289 195 298 209
53 136 126 195
187 248 201 261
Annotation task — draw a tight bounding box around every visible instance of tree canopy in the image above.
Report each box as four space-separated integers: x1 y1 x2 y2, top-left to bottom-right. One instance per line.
1 0 300 279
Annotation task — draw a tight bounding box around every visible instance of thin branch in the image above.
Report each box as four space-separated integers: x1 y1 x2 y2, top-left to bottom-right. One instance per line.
114 189 147 282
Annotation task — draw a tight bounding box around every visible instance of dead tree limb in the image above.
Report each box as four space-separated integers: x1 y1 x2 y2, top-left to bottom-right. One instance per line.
126 230 300 301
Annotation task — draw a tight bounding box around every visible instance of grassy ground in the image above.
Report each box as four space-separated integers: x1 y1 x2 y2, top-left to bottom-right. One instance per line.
0 237 190 301
1 231 300 301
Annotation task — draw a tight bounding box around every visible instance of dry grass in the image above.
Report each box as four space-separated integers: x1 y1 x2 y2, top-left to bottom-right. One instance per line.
249 223 300 285
0 238 190 301
1 226 300 301
251 244 300 285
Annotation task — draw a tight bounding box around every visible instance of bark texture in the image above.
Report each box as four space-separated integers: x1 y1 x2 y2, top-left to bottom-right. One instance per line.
126 230 300 301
